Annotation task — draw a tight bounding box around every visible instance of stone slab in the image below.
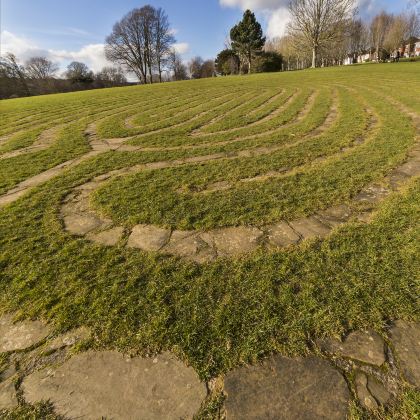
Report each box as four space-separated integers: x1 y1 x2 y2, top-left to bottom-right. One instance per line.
22 351 206 419
48 327 91 351
87 226 124 246
0 314 50 353
318 329 385 366
289 216 331 240
0 378 18 410
355 372 378 411
389 320 420 387
127 224 171 251
224 355 349 419
63 213 104 236
316 204 352 227
266 221 300 247
211 226 263 256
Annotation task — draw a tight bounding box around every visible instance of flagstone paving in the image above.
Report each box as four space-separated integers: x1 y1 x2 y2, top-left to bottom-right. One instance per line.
0 314 51 353
21 351 206 420
1 314 418 417
223 355 350 419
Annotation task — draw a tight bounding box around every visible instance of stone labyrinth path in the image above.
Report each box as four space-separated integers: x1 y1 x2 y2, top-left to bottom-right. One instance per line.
0 314 419 418
0 76 419 262
0 68 419 417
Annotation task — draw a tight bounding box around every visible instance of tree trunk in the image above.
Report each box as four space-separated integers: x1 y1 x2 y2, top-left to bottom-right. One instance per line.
311 46 317 68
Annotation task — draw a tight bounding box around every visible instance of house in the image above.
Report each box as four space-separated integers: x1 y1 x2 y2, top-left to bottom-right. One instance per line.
415 41 420 57
358 52 371 63
403 37 420 57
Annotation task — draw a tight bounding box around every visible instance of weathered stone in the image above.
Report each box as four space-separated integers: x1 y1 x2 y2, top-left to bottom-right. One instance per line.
0 314 50 353
366 375 390 406
163 230 200 257
22 351 206 419
389 320 420 387
127 224 171 251
224 355 349 419
211 226 263 256
48 327 91 351
398 159 420 177
289 216 331 239
355 372 378 410
316 204 352 227
63 213 103 235
87 226 124 246
354 185 390 204
0 364 16 382
388 170 410 189
318 329 385 366
266 221 300 247
0 378 18 410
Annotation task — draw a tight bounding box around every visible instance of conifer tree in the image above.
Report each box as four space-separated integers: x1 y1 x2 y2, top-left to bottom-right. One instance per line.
230 10 266 74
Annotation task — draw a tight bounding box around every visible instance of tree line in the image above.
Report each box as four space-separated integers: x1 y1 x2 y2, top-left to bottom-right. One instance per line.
0 53 129 99
1 1 419 98
270 1 419 70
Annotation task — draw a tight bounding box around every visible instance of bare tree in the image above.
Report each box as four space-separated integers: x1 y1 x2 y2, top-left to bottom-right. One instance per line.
348 19 369 63
384 14 407 56
168 49 188 81
96 66 127 86
25 57 59 79
404 11 420 39
0 53 30 96
200 60 216 78
189 56 204 79
153 7 176 82
106 8 149 84
288 0 355 68
370 11 393 61
105 5 175 84
65 61 93 83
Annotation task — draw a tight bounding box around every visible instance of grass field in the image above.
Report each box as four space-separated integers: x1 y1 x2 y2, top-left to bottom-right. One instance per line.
0 63 419 418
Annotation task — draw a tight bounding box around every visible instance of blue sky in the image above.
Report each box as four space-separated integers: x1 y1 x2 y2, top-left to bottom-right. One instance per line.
0 0 414 75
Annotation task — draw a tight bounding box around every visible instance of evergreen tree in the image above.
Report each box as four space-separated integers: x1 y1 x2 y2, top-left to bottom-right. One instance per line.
230 10 266 74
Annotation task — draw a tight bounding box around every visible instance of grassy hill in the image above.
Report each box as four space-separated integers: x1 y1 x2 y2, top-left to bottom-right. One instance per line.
0 63 419 417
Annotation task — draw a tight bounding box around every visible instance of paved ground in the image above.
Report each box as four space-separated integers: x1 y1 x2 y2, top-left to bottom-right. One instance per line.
0 314 418 418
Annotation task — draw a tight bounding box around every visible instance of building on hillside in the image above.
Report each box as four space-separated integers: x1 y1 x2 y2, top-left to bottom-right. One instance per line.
403 37 420 57
415 40 420 57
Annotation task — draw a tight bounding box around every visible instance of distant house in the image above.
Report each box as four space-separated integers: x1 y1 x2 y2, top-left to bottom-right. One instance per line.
415 40 420 57
358 52 371 63
403 37 420 58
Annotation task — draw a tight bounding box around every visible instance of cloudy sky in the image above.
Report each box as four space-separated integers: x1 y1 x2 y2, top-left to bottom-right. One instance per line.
1 0 413 75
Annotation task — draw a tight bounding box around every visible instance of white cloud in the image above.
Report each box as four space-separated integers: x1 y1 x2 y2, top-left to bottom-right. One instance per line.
266 7 291 38
51 44 108 72
1 30 191 78
173 42 190 54
220 0 288 9
1 30 108 73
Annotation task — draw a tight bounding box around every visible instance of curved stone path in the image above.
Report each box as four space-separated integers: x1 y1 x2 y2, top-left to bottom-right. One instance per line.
58 101 420 263
0 126 61 161
1 314 418 417
0 89 418 265
0 86 323 210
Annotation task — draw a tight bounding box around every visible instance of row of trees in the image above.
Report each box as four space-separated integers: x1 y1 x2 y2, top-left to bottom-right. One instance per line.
271 2 419 70
0 53 128 99
216 1 419 74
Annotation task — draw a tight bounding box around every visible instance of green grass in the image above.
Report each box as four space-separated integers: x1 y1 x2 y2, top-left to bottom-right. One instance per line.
0 63 419 418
